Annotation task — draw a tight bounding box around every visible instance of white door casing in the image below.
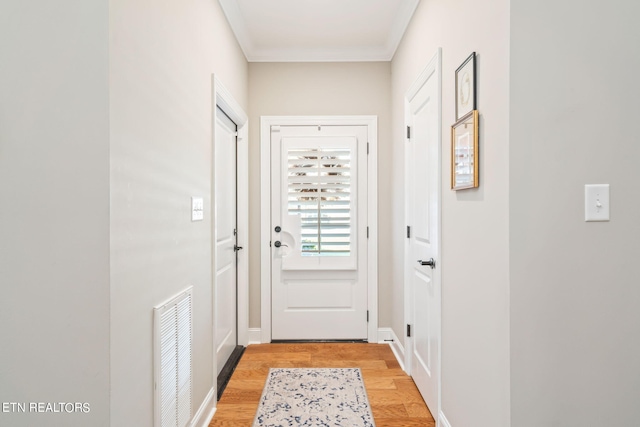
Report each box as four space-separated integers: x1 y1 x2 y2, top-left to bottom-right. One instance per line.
404 50 442 418
214 107 237 374
212 75 248 393
260 116 378 343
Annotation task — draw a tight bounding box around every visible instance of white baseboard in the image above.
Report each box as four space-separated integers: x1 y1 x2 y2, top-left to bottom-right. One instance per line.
248 328 262 344
439 410 451 427
377 327 393 342
189 387 216 427
378 327 405 372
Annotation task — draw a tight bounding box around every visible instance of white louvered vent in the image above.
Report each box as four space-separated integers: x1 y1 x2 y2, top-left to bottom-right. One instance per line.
154 287 192 427
287 147 352 256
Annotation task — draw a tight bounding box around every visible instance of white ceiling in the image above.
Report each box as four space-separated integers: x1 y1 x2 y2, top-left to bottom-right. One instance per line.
218 0 420 62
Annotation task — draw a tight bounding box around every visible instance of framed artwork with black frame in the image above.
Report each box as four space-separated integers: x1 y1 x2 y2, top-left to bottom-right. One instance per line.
455 52 476 121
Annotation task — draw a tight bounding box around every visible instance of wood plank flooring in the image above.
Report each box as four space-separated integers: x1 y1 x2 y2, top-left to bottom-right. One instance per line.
208 343 435 427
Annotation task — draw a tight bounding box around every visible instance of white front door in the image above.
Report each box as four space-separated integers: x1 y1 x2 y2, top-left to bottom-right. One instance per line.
405 51 441 414
270 124 369 340
215 107 237 374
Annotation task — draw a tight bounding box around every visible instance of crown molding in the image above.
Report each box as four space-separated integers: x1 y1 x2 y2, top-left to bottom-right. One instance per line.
218 0 420 62
218 0 255 60
385 0 420 60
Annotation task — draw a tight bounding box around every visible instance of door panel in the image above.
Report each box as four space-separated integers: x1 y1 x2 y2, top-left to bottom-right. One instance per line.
271 125 368 340
215 108 237 374
406 57 441 414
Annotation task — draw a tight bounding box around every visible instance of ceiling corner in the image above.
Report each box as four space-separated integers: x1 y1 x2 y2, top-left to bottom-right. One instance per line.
218 0 253 60
385 0 420 59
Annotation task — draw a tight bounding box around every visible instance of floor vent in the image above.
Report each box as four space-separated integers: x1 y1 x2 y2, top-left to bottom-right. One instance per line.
154 287 193 427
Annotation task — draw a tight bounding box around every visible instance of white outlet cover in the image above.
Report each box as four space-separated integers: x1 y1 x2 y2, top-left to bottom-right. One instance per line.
584 184 609 222
191 197 204 221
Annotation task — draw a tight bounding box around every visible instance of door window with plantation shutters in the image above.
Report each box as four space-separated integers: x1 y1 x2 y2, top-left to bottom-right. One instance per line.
280 136 358 270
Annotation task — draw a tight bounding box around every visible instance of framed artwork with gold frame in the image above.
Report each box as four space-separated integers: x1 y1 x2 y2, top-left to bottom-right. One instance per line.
451 110 479 190
455 52 476 121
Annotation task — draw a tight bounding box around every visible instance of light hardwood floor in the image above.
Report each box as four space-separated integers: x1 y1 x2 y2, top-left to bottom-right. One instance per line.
209 343 435 427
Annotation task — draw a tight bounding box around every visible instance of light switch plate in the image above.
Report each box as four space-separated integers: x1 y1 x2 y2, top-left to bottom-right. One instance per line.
585 184 609 221
191 197 204 221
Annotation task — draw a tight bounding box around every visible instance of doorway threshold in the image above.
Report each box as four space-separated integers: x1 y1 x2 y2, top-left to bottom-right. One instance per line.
271 339 368 343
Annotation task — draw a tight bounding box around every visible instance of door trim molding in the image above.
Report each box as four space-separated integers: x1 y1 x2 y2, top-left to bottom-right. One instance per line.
212 75 249 394
260 115 378 343
403 48 442 422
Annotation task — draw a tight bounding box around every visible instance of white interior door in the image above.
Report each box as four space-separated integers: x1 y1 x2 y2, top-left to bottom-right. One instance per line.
215 107 237 374
270 124 369 340
405 52 441 414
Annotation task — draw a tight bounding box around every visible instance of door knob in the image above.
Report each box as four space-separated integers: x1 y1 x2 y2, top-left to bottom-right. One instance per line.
275 226 281 232
274 241 288 248
418 258 436 269
234 245 243 252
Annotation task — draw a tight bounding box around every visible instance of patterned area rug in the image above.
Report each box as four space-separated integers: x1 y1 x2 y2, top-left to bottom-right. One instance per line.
252 368 376 427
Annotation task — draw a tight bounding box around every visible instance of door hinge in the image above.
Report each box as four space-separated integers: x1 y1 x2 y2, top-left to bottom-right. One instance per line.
367 142 370 154
407 324 411 337
367 310 369 322
233 228 237 236
407 226 411 238
407 126 411 139
367 226 369 238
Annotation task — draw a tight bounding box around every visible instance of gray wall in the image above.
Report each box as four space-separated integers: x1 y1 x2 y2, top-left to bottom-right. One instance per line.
510 0 640 425
391 0 511 425
109 0 247 424
1 0 247 425
247 62 392 328
0 1 110 426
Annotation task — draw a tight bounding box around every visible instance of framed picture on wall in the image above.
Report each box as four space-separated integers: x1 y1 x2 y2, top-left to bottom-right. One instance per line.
451 110 479 190
455 52 476 120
